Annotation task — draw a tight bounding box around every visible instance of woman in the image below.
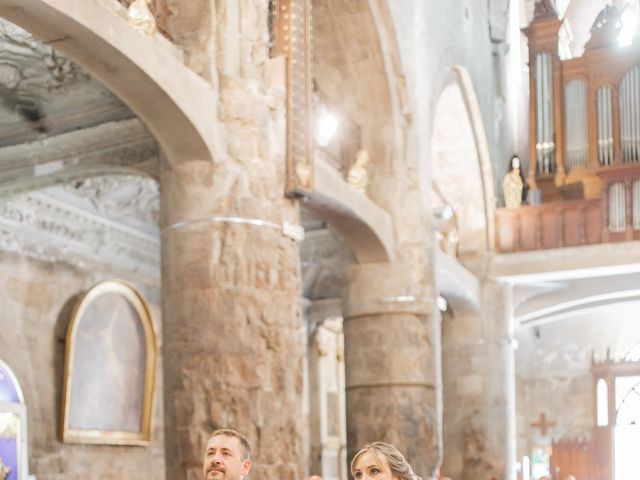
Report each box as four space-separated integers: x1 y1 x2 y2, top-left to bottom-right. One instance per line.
350 442 422 480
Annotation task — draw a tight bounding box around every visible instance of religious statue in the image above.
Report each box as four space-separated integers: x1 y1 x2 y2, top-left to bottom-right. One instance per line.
533 0 557 19
347 149 369 194
0 457 11 480
295 161 312 190
503 155 524 209
127 0 157 36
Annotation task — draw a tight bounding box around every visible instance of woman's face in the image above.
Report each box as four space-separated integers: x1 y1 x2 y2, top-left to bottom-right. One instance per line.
352 451 398 480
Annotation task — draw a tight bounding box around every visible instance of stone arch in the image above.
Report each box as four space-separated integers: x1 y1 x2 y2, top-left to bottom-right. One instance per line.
0 0 215 165
431 66 496 255
308 0 405 263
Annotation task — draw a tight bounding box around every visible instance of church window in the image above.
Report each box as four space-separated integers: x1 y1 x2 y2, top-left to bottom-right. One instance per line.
619 66 640 164
609 182 626 232
618 6 639 47
0 359 28 480
623 340 640 361
597 378 609 427
615 376 640 426
564 79 588 171
614 377 640 480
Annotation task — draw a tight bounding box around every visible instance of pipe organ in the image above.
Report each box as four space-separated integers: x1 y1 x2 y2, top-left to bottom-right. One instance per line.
496 4 640 253
524 4 640 198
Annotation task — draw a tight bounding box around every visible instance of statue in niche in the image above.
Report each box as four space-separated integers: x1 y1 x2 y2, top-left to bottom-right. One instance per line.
503 155 524 209
347 149 369 194
0 458 10 480
127 0 157 36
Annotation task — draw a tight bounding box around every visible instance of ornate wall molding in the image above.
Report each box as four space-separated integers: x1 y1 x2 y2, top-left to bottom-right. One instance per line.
0 118 158 198
0 179 160 281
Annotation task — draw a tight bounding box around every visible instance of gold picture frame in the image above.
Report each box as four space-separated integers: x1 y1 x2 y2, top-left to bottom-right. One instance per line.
60 280 157 446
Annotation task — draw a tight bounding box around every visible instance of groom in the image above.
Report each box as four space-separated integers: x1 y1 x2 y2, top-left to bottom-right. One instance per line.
202 429 252 480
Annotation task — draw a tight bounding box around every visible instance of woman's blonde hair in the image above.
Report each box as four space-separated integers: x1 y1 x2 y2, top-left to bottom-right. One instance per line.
350 442 422 480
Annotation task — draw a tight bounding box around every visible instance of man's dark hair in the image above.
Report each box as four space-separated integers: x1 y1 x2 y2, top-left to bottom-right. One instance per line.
209 429 252 460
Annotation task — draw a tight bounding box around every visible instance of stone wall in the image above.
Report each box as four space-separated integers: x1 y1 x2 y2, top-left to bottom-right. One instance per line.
515 302 640 459
0 251 164 480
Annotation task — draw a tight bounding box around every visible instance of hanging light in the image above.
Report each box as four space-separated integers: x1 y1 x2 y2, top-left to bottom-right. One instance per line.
315 107 339 147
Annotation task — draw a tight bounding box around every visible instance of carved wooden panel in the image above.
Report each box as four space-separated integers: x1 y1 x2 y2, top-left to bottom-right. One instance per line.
270 0 314 197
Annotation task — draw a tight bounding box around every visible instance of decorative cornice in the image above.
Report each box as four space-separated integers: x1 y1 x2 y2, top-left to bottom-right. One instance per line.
0 118 158 198
0 181 160 281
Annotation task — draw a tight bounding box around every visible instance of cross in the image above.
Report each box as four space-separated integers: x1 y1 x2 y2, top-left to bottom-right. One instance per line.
531 412 556 435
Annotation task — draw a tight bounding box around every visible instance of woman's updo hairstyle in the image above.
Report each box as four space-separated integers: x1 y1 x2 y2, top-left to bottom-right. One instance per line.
350 442 422 480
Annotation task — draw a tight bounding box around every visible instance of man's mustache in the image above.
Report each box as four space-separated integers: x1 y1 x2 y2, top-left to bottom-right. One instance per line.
207 466 226 474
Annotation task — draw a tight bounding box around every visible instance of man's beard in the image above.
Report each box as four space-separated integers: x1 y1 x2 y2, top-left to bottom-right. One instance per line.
206 466 226 478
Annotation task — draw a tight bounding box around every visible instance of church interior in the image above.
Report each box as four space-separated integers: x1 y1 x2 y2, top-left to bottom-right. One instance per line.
0 0 639 479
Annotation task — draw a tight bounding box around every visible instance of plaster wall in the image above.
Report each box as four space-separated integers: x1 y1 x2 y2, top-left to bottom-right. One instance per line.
389 0 511 205
0 251 164 480
515 301 640 459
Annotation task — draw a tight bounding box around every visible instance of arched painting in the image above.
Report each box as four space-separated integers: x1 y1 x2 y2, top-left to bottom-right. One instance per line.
60 280 156 445
0 359 27 480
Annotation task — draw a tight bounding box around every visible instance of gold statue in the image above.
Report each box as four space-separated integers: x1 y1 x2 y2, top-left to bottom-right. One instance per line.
347 149 370 194
127 0 157 36
0 457 10 480
503 155 524 209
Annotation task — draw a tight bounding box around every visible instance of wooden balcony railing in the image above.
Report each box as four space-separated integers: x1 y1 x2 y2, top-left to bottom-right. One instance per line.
496 199 601 252
496 164 640 253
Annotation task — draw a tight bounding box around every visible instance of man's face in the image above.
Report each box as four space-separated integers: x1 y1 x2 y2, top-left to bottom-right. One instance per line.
203 435 251 480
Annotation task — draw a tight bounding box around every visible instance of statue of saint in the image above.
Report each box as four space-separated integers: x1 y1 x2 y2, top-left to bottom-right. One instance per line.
503 155 524 209
347 149 369 194
127 0 157 36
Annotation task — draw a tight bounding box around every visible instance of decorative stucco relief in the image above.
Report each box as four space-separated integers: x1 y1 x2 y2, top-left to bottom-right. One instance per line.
0 177 160 280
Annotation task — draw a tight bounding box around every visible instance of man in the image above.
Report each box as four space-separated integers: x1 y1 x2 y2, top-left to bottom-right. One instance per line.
203 429 252 480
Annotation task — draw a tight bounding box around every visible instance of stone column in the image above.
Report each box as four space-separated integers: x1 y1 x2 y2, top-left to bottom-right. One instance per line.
160 157 304 480
441 280 516 480
343 263 440 478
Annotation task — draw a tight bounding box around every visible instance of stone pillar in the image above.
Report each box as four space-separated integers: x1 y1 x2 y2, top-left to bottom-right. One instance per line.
343 263 440 478
160 157 304 480
441 280 516 480
306 298 348 480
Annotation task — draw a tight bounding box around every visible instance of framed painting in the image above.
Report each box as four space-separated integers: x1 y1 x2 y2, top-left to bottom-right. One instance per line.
60 280 157 446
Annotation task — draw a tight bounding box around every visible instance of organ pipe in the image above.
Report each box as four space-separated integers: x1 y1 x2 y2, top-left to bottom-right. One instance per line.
609 182 626 232
536 52 555 175
620 66 640 163
597 86 613 166
565 80 588 171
